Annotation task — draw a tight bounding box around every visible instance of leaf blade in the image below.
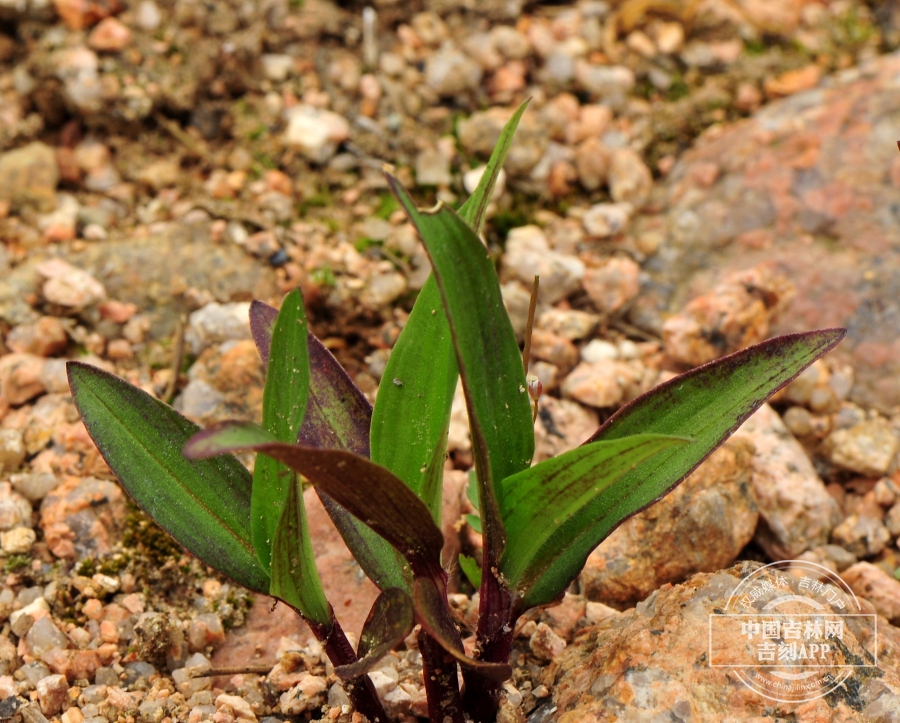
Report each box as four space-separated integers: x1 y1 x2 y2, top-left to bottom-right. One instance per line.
499 434 689 594
67 362 269 594
388 178 534 565
270 477 331 625
514 329 845 609
251 300 408 590
334 588 415 680
457 99 530 235
253 289 311 571
185 423 445 577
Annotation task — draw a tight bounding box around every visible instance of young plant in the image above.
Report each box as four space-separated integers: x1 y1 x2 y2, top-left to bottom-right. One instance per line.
68 102 845 723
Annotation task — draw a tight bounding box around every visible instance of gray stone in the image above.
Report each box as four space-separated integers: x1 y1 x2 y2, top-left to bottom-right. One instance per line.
185 302 252 355
825 417 899 477
415 149 452 187
425 46 483 97
0 142 58 213
502 226 584 304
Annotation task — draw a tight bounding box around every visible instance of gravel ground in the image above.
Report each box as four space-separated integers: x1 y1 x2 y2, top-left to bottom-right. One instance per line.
0 0 900 721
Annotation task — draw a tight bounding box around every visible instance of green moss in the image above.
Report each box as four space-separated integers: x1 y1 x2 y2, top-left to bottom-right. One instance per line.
122 508 184 566
311 266 337 287
375 193 401 220
5 555 30 573
667 76 689 102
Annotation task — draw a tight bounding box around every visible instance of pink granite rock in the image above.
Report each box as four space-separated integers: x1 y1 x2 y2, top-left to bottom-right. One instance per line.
733 404 840 559
547 562 900 721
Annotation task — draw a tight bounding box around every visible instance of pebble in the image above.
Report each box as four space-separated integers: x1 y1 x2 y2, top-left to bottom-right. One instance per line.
662 265 794 366
261 54 294 82
536 309 599 341
502 225 584 304
9 472 59 502
574 62 635 108
36 674 68 716
36 259 106 309
582 202 633 238
283 105 350 164
415 149 452 187
426 46 483 97
573 137 610 191
361 272 407 308
1 527 35 554
607 148 652 207
582 256 640 314
0 353 46 405
0 142 59 213
528 329 578 372
0 430 26 473
580 339 618 362
842 562 900 624
561 358 648 409
134 0 161 30
87 17 132 52
528 622 566 661
37 193 80 243
825 417 899 477
185 302 252 356
831 514 890 558
6 317 69 357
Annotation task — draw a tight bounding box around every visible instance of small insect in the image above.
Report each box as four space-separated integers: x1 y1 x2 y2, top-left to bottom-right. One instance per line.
393 378 403 386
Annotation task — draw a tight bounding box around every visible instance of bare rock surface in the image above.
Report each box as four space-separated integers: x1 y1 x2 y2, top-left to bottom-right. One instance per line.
734 404 841 559
545 563 900 723
633 50 900 408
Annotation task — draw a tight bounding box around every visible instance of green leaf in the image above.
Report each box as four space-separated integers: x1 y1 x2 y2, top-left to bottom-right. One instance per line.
370 278 457 522
334 588 415 680
499 434 690 599
387 177 534 567
67 363 269 594
457 99 530 236
253 289 311 571
458 554 482 589
270 477 331 625
251 301 409 592
515 329 846 609
185 422 445 578
370 100 529 521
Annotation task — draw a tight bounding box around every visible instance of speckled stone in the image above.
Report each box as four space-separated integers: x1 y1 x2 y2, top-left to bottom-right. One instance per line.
630 51 900 407
546 563 900 722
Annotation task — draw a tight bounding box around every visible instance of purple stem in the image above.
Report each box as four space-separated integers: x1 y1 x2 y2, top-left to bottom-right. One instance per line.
418 629 464 723
462 560 514 722
308 613 388 723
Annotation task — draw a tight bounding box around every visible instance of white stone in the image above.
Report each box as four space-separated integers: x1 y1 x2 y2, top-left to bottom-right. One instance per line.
583 202 633 238
581 339 619 362
283 105 350 164
261 54 294 82
1 527 35 554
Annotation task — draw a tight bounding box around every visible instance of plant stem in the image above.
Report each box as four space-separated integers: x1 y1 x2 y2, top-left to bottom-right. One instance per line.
418 629 464 723
521 275 540 372
462 566 514 723
308 614 388 723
